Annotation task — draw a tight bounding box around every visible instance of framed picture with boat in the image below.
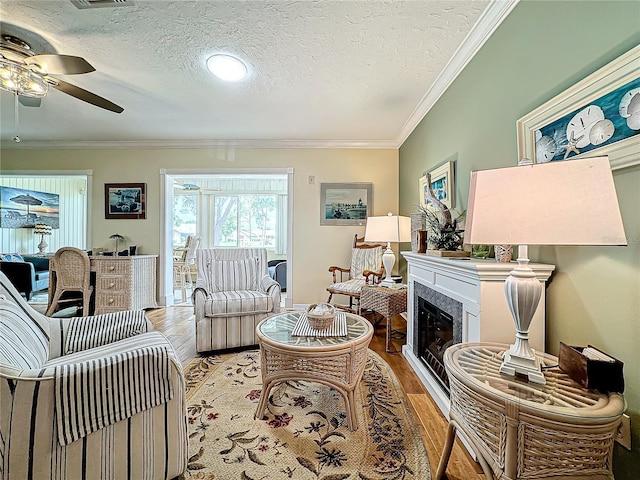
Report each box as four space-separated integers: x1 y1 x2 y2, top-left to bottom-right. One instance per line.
104 183 147 219
320 183 372 226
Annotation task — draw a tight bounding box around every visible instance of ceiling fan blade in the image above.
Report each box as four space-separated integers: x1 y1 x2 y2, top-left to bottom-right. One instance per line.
51 78 124 113
25 54 95 75
19 96 42 107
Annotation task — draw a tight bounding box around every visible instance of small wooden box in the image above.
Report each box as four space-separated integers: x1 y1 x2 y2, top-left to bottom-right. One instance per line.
427 250 471 258
558 342 624 393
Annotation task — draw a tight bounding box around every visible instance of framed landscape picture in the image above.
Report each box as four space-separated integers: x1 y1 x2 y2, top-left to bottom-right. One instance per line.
0 186 60 228
517 45 640 171
320 182 372 226
104 183 146 219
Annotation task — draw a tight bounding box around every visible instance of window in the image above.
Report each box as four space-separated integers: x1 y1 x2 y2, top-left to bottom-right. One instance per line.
173 193 197 248
171 175 287 254
213 195 276 248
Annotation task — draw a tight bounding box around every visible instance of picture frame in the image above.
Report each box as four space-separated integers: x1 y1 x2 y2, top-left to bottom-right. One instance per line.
320 182 372 226
104 183 147 219
517 45 640 171
0 186 60 229
419 161 455 209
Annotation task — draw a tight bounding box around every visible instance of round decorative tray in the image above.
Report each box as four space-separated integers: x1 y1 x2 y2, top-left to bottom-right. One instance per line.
306 303 337 330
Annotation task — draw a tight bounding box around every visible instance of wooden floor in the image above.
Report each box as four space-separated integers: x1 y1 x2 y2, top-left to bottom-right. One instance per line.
146 306 484 480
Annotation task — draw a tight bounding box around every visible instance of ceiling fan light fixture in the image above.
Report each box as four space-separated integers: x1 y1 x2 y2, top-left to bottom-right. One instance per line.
206 54 247 82
0 59 48 97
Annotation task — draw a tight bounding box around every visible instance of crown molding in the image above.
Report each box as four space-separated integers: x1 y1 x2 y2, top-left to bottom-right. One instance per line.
395 0 519 147
0 138 399 150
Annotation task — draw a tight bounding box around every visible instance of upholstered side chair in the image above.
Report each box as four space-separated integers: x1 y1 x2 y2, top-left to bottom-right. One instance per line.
193 248 281 352
0 271 187 480
326 234 384 314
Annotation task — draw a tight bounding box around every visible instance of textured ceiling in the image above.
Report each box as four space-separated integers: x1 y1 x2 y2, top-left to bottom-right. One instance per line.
0 0 513 149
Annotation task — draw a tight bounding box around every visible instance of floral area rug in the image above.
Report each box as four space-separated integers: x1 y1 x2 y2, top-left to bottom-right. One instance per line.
181 349 430 480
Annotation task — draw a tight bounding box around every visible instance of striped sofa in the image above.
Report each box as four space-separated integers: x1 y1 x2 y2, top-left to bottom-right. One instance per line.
193 248 281 352
0 272 187 480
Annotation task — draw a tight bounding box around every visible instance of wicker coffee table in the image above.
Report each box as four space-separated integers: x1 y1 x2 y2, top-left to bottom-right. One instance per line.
255 311 373 430
435 342 626 480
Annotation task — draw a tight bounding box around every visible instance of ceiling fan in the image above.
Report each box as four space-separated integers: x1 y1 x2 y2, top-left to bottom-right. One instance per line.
0 34 123 113
174 182 202 191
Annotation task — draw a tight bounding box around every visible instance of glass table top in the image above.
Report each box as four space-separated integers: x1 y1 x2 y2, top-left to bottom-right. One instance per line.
258 311 371 348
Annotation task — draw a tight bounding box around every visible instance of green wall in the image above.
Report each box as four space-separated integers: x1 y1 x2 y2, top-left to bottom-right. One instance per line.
399 1 640 476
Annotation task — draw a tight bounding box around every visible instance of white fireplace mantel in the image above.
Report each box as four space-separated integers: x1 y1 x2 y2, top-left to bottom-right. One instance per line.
401 252 555 416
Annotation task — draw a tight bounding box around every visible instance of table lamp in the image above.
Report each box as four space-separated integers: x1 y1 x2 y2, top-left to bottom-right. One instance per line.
364 212 411 286
34 223 52 253
464 156 627 384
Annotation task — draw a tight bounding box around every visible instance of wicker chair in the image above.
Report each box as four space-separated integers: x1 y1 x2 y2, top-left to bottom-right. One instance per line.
173 234 201 302
46 247 93 316
326 234 384 314
0 271 188 480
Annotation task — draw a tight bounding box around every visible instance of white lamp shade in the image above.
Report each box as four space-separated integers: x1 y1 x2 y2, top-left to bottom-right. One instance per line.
464 156 627 384
364 214 412 243
464 156 627 246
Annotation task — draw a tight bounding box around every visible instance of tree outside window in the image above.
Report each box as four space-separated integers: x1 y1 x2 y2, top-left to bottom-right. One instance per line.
173 194 197 247
214 195 276 247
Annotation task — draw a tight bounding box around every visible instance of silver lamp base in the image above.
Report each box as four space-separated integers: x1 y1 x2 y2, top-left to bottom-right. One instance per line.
37 235 48 254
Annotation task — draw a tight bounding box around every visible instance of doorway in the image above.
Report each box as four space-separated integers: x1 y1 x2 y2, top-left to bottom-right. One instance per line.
160 168 293 308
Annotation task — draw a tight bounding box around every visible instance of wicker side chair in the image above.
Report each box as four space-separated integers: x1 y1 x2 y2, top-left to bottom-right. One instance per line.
173 234 201 302
46 247 93 316
326 234 385 314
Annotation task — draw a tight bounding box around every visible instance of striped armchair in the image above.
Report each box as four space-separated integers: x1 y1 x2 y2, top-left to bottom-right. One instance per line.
0 272 187 480
193 248 281 352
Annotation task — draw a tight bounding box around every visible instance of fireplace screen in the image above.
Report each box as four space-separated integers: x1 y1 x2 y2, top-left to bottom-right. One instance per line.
417 297 454 393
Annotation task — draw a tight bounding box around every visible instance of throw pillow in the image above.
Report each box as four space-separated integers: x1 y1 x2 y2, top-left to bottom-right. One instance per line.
212 258 259 292
1 253 24 262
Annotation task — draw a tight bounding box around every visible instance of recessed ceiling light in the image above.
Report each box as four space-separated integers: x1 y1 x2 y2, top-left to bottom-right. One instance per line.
206 54 247 82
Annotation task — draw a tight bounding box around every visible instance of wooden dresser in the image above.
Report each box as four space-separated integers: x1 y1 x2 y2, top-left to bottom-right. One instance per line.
91 255 158 314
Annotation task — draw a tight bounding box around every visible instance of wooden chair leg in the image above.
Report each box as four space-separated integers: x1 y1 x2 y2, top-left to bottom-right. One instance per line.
185 266 194 297
46 290 63 316
435 422 456 480
180 266 188 302
82 292 90 316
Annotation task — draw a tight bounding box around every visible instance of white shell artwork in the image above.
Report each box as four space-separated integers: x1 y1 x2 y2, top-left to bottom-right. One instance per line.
566 105 605 149
589 119 615 146
535 134 557 163
621 88 640 130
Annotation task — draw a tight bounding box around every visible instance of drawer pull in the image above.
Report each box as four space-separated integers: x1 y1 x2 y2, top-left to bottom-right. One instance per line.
108 298 114 304
109 282 115 288
108 266 115 271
